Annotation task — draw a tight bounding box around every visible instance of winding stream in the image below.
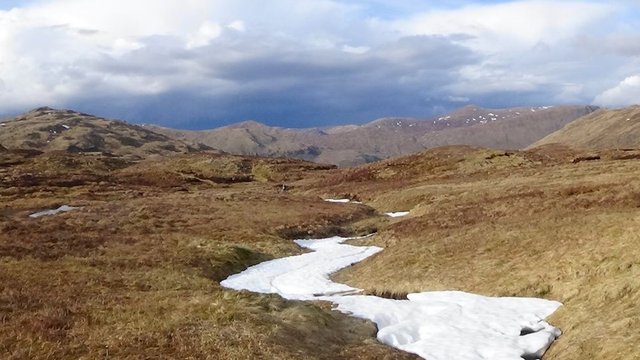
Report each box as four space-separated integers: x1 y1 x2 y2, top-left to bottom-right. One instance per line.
221 234 562 360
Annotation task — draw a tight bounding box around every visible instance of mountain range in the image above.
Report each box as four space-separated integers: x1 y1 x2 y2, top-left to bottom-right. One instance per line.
2 102 640 360
148 104 598 166
8 103 640 166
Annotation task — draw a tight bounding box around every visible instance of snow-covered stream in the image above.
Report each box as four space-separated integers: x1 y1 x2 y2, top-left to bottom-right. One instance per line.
221 235 562 360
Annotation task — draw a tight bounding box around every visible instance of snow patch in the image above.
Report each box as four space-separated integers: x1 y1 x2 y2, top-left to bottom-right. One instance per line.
324 198 362 204
61 124 71 129
221 235 562 360
221 236 380 299
0 123 6 126
29 205 78 218
332 291 561 360
385 211 410 218
324 198 351 203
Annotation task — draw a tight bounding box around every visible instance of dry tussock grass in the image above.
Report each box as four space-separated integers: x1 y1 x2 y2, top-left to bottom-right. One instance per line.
0 151 415 360
8 145 640 359
321 146 640 359
532 106 640 150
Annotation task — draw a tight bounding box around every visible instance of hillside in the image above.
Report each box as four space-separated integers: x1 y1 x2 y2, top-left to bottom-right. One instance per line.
0 107 211 159
296 144 640 359
420 105 600 149
532 106 640 149
3 143 640 359
0 149 415 359
151 105 597 166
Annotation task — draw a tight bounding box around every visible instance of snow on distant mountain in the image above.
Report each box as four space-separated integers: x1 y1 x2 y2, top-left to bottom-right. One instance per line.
150 105 598 166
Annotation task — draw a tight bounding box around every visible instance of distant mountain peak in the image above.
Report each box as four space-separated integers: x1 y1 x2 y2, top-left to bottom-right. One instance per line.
149 104 598 167
0 107 211 158
24 106 94 119
31 106 55 112
227 120 269 129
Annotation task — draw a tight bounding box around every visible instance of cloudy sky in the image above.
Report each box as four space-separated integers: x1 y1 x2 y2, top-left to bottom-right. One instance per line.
0 0 639 128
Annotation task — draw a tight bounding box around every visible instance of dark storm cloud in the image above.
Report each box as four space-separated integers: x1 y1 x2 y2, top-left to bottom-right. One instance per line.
3 0 639 127
64 34 479 128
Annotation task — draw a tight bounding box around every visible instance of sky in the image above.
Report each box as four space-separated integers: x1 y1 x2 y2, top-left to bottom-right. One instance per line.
0 0 639 129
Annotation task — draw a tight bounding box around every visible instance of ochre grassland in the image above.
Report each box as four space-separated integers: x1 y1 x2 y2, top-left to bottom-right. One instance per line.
0 151 416 360
308 145 640 360
4 144 640 359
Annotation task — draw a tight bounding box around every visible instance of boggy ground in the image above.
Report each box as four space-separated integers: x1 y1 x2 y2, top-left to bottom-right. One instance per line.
0 150 417 360
303 144 640 360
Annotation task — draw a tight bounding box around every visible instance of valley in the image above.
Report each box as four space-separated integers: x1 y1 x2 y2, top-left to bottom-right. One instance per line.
1 105 640 359
3 1 640 358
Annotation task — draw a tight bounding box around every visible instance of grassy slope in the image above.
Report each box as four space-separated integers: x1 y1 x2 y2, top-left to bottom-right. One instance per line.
299 145 640 359
0 108 207 159
4 144 640 359
532 106 640 150
0 151 416 360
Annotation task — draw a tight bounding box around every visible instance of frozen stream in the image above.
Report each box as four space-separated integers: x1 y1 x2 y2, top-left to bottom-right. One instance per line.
221 235 562 360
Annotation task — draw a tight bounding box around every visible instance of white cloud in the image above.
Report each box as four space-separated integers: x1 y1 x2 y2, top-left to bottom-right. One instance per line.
593 75 640 107
380 1 621 104
342 44 370 54
556 83 585 103
446 61 550 95
0 0 363 111
0 0 638 125
227 20 245 32
28 0 217 38
394 1 615 52
186 21 223 49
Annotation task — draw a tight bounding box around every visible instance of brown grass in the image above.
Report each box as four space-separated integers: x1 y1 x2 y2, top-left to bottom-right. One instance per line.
0 151 415 360
7 144 640 359
532 106 640 150
311 146 640 359
0 107 206 159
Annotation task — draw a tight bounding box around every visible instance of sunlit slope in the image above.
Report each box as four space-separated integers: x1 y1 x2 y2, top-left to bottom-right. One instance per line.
532 106 640 150
0 150 415 359
301 145 640 359
0 107 211 158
